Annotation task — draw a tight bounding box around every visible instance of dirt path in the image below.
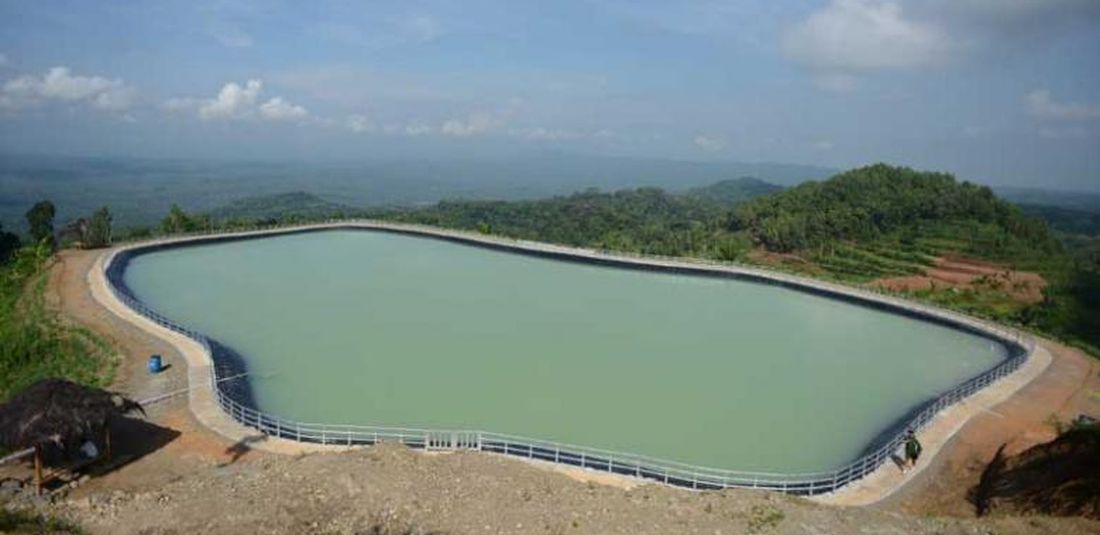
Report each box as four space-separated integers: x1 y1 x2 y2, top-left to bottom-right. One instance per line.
880 340 1100 516
43 249 271 494
28 247 1100 534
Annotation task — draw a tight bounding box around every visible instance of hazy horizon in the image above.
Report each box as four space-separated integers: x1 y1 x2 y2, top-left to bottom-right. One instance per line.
1 1 1098 192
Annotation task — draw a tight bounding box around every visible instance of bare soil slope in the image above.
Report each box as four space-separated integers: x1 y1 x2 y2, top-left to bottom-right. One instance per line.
972 427 1100 519
52 444 1100 535
873 256 1047 303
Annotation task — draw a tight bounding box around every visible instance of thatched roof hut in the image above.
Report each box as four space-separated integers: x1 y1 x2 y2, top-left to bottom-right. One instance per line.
0 379 143 449
0 379 143 492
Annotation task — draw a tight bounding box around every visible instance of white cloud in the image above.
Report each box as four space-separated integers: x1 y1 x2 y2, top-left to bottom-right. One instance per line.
693 135 726 151
509 127 581 141
0 66 136 111
259 97 308 121
402 123 435 136
169 79 309 122
345 114 372 133
783 1 950 90
91 87 138 111
1026 90 1100 121
0 53 8 67
439 112 502 137
814 139 835 150
783 1 1100 92
199 79 263 120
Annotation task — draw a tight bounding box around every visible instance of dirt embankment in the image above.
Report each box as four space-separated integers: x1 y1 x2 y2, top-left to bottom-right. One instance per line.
46 444 1100 535
971 426 1100 519
872 256 1047 303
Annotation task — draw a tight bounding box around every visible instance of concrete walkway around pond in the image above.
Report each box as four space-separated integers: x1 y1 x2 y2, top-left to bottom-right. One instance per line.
88 247 348 457
814 342 1052 506
86 220 1058 503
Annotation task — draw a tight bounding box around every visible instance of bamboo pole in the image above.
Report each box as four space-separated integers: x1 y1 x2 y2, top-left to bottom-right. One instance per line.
33 445 42 495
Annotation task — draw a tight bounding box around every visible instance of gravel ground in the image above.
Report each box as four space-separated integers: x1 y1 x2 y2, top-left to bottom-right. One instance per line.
39 443 1096 535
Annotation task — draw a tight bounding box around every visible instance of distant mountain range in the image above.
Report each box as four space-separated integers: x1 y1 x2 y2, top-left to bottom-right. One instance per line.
2 152 1097 237
995 187 1100 215
0 153 832 232
201 177 784 224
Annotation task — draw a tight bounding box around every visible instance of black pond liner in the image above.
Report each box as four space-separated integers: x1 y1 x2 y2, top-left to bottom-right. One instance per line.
104 224 1031 495
105 247 260 412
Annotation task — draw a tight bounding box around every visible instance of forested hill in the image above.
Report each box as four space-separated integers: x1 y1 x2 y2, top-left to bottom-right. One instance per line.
730 164 1061 261
683 177 783 205
206 192 360 222
389 177 780 255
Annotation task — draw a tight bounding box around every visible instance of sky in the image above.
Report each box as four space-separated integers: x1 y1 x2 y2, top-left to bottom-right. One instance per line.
0 0 1098 191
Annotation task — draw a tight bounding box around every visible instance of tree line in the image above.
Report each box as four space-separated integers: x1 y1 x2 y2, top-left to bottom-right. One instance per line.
4 163 1095 356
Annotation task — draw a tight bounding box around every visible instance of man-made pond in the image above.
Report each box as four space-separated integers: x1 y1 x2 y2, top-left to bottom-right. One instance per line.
122 229 1007 473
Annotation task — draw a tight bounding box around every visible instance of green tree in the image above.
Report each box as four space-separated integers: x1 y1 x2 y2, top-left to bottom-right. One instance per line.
161 203 194 234
85 206 113 248
24 200 56 247
0 223 20 264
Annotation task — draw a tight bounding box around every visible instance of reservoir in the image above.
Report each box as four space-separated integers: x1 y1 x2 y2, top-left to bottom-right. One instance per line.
122 229 1007 473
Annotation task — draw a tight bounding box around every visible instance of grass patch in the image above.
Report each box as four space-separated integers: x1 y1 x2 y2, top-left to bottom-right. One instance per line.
746 504 784 534
0 507 85 534
0 243 115 401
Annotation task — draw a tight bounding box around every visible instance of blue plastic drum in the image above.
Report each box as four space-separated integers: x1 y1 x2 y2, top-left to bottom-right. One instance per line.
148 354 163 374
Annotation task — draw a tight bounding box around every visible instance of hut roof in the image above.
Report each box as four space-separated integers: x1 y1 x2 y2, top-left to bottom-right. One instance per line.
0 379 143 450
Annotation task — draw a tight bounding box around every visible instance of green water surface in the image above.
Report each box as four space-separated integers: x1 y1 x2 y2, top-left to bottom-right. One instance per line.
124 230 1007 472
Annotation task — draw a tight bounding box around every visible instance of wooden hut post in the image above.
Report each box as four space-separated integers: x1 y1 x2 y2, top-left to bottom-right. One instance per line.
104 421 112 461
33 445 43 495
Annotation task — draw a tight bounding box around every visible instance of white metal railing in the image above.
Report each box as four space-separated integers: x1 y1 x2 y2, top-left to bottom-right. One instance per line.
101 218 1036 495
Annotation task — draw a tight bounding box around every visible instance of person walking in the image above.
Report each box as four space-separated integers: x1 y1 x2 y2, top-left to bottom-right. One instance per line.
903 430 922 473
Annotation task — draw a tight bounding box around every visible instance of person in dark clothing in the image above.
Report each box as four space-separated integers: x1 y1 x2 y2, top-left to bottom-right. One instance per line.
903 429 922 473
